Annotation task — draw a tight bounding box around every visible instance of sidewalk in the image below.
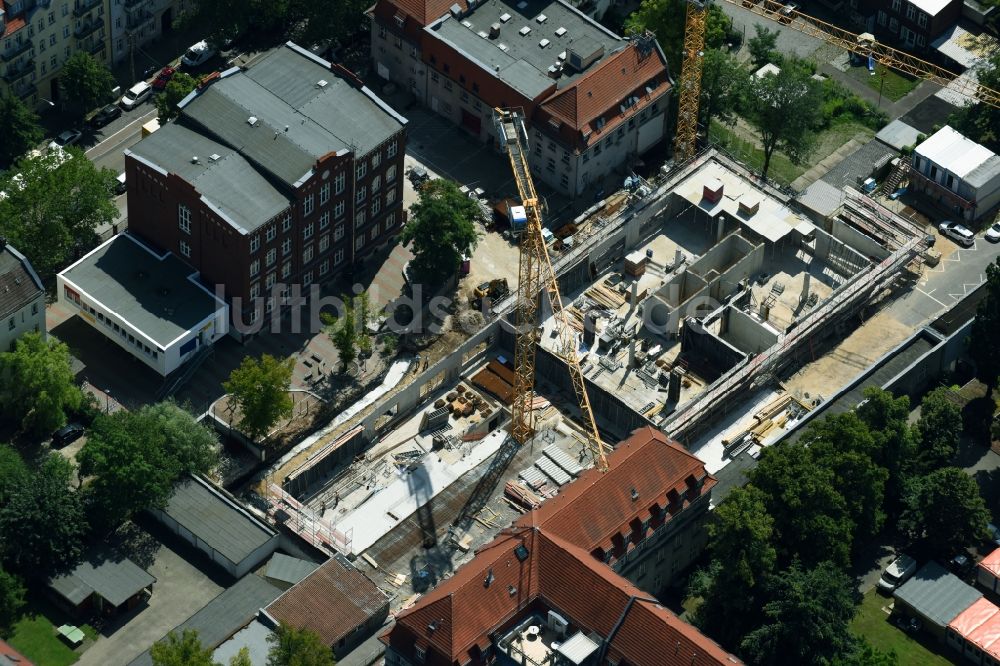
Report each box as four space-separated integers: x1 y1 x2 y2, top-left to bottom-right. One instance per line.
816 63 941 119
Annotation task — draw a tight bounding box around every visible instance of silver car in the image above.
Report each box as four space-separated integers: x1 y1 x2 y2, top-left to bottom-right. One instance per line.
938 221 975 248
985 222 1000 243
878 554 917 593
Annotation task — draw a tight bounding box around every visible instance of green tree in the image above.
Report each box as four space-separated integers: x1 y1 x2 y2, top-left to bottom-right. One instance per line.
230 647 253 666
60 52 116 116
970 260 1000 387
949 51 1000 152
156 72 199 122
151 629 216 666
0 146 119 284
0 565 26 638
0 333 83 437
323 306 357 372
832 640 898 666
749 442 854 568
746 61 823 179
624 0 732 75
267 623 335 666
856 387 915 515
691 486 776 649
0 94 43 166
740 561 860 666
748 24 780 68
79 403 216 531
915 387 961 472
0 453 87 574
400 179 480 286
223 354 294 442
0 445 28 506
901 467 990 556
700 49 746 131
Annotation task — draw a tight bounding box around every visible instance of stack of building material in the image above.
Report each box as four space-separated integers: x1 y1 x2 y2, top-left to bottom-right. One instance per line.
519 466 548 491
624 250 647 278
505 481 543 510
586 283 627 309
543 445 583 478
535 456 572 486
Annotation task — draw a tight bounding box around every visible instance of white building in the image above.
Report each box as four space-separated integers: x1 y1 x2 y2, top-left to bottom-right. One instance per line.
57 233 228 376
911 126 1000 222
0 240 45 352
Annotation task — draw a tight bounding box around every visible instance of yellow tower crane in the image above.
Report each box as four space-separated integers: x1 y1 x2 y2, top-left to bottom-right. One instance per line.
494 108 609 473
674 0 1000 160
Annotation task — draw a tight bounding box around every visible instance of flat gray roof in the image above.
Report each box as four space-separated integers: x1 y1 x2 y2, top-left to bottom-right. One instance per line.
895 561 982 628
49 549 156 607
158 475 276 567
127 124 289 234
428 0 622 99
820 138 897 190
129 575 282 666
181 43 405 188
265 553 319 586
60 234 222 349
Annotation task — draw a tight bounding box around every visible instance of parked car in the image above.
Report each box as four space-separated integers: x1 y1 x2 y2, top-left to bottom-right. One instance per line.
151 66 175 91
120 81 152 110
49 129 82 148
987 523 1000 548
52 423 85 447
181 40 216 68
938 221 975 247
877 554 918 593
90 104 122 128
986 222 1000 243
778 3 799 23
115 172 127 195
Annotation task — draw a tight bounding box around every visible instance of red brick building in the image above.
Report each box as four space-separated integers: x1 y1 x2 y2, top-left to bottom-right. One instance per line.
369 0 671 197
383 427 739 666
845 0 962 53
125 43 407 334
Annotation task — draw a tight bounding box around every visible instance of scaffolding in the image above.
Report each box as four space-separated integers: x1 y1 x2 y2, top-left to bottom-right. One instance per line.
267 483 353 555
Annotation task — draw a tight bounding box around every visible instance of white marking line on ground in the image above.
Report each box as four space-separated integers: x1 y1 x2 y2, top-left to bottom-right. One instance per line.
85 109 156 158
916 288 948 307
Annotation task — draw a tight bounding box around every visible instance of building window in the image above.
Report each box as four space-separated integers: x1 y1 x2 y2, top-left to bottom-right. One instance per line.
250 235 260 252
303 244 314 264
334 201 345 219
303 194 314 216
178 205 191 233
303 222 314 240
319 259 330 276
334 248 344 265
370 224 379 241
320 182 330 205
8 318 14 331
320 211 330 229
386 212 396 228
387 164 397 182
387 140 398 158
282 238 292 256
356 162 367 180
431 71 439 83
372 175 381 192
372 152 381 168
319 234 330 252
266 248 276 266
905 2 916 20
302 270 313 287
372 197 381 216
917 12 927 28
415 647 426 663
889 17 899 33
250 259 260 276
386 188 396 205
266 225 276 242
891 0 900 10
282 261 291 278
334 172 345 194
356 210 366 228
250 282 260 298
334 223 345 241
266 272 276 288
877 10 887 25
917 34 926 46
282 213 292 232
356 186 366 204
356 235 365 250
31 302 38 315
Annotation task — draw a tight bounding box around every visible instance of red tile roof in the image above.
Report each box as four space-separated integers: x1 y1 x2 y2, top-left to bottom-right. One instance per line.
527 426 716 557
540 44 669 148
0 638 34 665
2 15 26 38
267 554 389 646
387 427 737 666
381 0 467 26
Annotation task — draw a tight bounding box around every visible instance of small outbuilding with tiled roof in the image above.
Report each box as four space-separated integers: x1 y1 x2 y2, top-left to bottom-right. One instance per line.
977 548 1000 594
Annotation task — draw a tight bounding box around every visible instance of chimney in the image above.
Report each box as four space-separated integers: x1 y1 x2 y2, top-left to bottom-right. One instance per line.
703 177 724 203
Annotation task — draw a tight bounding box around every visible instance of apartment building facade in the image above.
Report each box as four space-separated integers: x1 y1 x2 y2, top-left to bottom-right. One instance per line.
0 240 45 352
125 43 407 336
847 0 962 53
911 125 1000 221
109 0 186 66
369 0 670 197
0 0 111 110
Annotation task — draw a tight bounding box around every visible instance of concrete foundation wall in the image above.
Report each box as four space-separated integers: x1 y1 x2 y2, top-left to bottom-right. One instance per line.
681 318 746 377
724 306 779 354
829 219 890 261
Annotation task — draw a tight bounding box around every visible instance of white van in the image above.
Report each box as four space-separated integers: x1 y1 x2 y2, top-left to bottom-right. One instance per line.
120 81 152 110
115 172 126 195
181 40 216 68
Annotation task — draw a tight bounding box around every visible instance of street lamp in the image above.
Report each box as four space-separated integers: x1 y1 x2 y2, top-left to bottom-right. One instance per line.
105 389 112 414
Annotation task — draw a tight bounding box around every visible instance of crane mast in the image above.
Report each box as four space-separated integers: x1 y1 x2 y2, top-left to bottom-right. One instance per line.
674 1 709 161
494 108 609 472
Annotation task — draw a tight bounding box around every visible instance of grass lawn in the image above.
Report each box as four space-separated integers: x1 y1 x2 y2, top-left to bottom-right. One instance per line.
7 600 98 666
850 591 953 665
847 64 921 102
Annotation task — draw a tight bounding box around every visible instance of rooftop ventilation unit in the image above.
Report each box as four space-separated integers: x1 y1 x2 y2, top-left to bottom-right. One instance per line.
566 42 604 72
558 51 567 61
489 22 501 38
499 12 511 22
247 116 258 125
191 156 199 164
555 26 567 37
536 13 547 22
539 38 550 48
498 43 509 52
478 30 488 38
450 3 462 17
209 153 221 161
316 79 328 88
461 19 472 27
519 26 531 36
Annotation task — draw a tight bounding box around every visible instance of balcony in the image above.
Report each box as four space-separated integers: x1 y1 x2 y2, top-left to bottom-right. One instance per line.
124 0 150 8
13 83 36 100
74 18 102 39
1 40 32 63
126 13 155 33
2 60 34 83
87 39 106 56
73 0 102 18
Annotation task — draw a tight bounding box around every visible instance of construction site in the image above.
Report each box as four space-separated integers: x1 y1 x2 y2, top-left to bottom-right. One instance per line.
251 144 934 612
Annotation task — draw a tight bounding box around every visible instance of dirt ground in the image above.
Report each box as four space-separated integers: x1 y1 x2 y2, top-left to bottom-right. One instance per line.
782 307 916 398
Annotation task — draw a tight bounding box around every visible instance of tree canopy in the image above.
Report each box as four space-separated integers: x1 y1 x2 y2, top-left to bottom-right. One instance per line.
949 51 1000 152
60 52 116 115
79 402 218 531
0 565 26 638
745 61 823 179
0 94 43 167
901 467 990 556
700 49 746 131
915 387 961 473
0 333 83 437
748 25 780 68
970 259 1000 386
156 72 199 122
266 623 336 666
856 387 915 514
223 354 294 442
323 291 373 373
624 0 735 75
0 146 119 284
401 179 481 287
0 453 88 575
151 629 216 666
